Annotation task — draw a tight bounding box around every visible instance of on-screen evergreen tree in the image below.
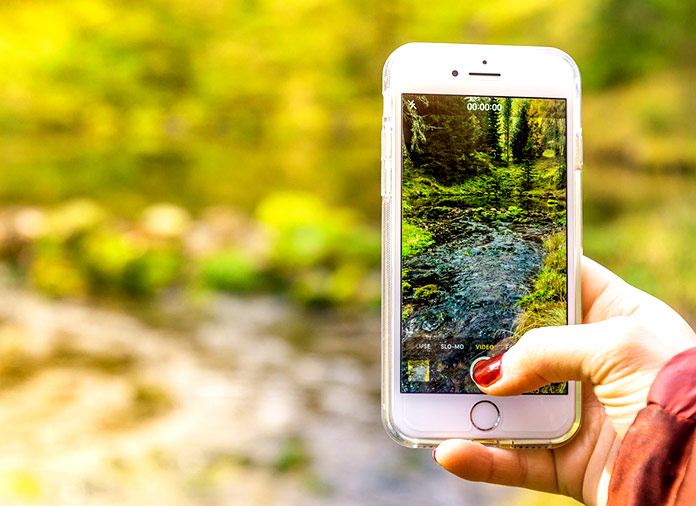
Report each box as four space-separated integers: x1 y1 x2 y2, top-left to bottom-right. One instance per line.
485 98 502 161
512 100 535 190
512 101 534 163
502 97 512 165
402 94 478 184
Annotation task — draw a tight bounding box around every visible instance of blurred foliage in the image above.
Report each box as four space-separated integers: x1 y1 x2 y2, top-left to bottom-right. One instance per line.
0 196 379 307
585 0 696 88
272 436 311 473
0 2 693 505
196 249 264 293
584 167 696 316
0 0 693 317
0 0 694 213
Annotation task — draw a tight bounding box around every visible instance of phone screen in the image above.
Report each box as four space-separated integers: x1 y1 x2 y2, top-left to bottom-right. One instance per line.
400 94 568 395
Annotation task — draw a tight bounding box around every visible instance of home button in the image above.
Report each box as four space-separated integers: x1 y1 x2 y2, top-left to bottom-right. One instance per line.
470 400 501 431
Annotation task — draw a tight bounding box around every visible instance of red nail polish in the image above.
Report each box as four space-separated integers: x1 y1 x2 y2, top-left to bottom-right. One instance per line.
432 448 439 465
472 355 503 387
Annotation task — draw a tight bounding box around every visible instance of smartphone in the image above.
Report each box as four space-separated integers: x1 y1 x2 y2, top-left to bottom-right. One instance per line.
381 43 582 448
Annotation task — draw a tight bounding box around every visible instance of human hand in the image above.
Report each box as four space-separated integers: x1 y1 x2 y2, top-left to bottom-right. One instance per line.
433 257 696 506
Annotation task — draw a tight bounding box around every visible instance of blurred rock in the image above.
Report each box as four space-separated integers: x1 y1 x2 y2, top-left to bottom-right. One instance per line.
184 206 270 261
14 208 45 240
0 207 46 252
45 200 107 240
141 204 192 240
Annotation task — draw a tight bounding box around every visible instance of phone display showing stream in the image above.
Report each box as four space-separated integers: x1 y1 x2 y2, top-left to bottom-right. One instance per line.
400 94 568 395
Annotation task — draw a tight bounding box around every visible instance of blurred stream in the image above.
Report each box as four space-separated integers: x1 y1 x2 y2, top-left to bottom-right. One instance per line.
0 288 514 505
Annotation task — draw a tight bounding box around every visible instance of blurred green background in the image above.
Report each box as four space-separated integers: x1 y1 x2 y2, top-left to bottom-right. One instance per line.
0 0 694 504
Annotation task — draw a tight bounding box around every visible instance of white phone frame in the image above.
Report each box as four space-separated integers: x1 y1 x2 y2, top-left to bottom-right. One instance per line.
381 43 583 448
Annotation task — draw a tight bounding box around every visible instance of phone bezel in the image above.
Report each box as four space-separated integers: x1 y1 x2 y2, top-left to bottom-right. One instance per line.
381 43 582 448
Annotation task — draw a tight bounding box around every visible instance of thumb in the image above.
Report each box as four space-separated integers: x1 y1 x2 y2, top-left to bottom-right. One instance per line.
473 317 630 396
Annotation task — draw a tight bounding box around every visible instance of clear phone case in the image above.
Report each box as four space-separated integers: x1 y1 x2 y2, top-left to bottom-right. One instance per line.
380 43 583 448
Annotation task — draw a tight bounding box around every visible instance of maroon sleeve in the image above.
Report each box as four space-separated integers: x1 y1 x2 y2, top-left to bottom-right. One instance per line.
608 346 696 506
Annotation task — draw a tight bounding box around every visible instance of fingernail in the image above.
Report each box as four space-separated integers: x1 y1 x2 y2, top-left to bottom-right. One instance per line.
472 354 503 387
432 448 440 465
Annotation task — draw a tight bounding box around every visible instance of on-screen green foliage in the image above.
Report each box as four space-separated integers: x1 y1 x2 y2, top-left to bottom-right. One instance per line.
514 231 568 394
484 98 503 162
413 284 438 301
501 98 513 165
401 96 567 218
401 222 434 259
515 231 567 336
402 304 413 321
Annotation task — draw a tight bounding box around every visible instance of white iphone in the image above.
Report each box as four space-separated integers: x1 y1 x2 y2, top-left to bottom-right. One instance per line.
381 43 582 448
